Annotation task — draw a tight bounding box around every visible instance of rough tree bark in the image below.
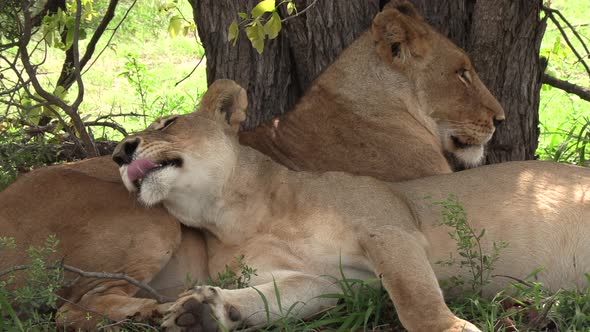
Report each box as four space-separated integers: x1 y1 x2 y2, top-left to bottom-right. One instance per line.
189 0 546 164
189 0 380 129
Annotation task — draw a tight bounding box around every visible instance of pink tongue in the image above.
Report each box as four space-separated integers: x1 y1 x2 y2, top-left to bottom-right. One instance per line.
127 159 157 182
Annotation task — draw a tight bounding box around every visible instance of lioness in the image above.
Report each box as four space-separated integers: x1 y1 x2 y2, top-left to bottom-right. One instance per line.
0 156 208 328
240 0 505 180
113 80 589 332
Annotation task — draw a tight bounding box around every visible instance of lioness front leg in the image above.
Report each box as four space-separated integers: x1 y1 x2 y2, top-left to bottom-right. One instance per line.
162 271 341 331
361 230 480 332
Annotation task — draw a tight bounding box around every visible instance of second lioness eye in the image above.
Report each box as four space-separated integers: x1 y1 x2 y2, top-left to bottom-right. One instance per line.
161 117 177 130
457 68 471 85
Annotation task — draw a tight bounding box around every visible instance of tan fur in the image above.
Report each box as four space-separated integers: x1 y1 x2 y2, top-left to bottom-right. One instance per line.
0 156 209 329
240 0 504 180
113 80 588 332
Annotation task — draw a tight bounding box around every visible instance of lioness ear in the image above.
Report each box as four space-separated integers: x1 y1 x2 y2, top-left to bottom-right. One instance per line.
382 0 421 19
199 79 248 131
372 2 430 67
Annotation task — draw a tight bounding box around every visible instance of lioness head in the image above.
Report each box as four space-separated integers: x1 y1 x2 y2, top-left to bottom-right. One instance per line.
112 79 247 206
372 0 505 166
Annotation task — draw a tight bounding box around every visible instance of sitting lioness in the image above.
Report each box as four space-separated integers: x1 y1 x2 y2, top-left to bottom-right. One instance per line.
240 0 505 180
113 80 589 332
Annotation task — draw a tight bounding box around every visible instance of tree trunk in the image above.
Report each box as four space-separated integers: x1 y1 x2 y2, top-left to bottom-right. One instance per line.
190 0 545 163
189 0 379 129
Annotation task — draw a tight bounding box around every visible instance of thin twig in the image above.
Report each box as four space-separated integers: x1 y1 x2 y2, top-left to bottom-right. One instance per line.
175 56 205 87
0 265 29 277
95 112 146 121
491 274 534 287
543 6 590 77
543 6 589 60
281 0 319 23
82 0 138 76
57 0 120 90
71 0 84 110
19 1 98 157
61 264 174 303
83 121 128 136
0 263 174 304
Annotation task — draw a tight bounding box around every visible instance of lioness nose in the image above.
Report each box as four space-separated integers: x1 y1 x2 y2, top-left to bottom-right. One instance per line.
493 117 505 128
112 138 140 166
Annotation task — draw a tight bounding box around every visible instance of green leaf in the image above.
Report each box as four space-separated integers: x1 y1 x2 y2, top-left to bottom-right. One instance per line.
238 11 248 19
228 19 239 46
168 15 183 38
264 11 281 39
251 0 275 19
286 1 296 15
245 22 266 54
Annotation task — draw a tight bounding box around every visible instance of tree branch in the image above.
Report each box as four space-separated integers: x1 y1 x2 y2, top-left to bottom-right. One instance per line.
19 0 98 157
542 73 590 102
82 0 138 76
281 0 318 23
542 6 590 77
84 120 128 136
0 263 174 304
61 264 174 303
56 0 120 90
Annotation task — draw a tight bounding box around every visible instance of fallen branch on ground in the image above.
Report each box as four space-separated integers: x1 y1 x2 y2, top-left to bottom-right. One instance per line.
0 263 174 304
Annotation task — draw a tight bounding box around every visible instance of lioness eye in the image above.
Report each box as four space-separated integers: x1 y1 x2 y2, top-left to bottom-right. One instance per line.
457 68 471 85
161 117 177 130
391 42 401 57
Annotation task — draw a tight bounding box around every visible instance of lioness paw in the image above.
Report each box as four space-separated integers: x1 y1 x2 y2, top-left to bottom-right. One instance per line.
162 286 241 332
443 319 482 332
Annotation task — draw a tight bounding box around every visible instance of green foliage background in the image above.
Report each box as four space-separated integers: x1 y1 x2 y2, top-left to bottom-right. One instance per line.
537 0 590 164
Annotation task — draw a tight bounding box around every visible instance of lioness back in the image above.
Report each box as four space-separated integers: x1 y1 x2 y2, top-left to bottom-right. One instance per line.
395 160 590 293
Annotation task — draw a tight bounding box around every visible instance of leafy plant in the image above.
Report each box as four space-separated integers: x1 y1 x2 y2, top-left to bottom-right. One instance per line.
435 195 508 296
0 129 61 191
228 0 298 53
208 255 258 289
0 236 64 331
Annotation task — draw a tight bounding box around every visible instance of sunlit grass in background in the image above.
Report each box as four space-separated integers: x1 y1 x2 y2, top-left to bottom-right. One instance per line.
58 0 206 139
537 0 590 164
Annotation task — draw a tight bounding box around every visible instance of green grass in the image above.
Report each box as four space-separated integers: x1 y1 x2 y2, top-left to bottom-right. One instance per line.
537 0 590 163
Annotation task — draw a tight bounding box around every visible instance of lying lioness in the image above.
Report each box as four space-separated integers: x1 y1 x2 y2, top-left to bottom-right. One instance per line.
0 156 209 328
113 80 590 332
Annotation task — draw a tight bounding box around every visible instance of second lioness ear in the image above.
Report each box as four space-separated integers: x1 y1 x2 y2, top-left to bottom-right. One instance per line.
382 0 421 19
199 79 248 131
372 1 430 68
